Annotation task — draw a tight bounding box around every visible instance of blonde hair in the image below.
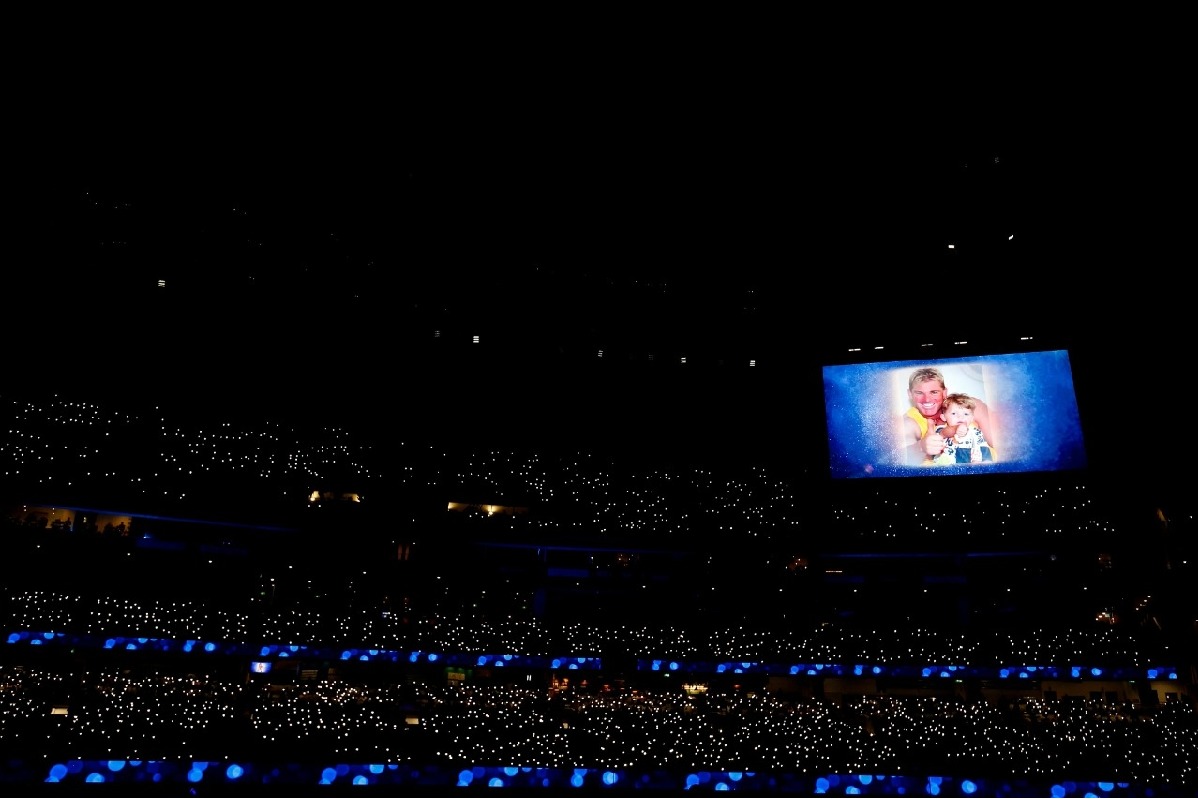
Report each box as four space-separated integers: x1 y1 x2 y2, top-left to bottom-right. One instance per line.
945 392 977 412
908 367 945 392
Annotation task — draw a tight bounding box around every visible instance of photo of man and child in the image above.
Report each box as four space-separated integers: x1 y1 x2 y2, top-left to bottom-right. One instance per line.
900 366 996 467
822 351 1087 479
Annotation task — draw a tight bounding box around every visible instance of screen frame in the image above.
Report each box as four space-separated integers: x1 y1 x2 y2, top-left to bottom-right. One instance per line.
822 349 1087 479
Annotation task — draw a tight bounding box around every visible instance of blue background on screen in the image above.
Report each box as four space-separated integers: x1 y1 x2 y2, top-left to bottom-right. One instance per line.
823 350 1087 479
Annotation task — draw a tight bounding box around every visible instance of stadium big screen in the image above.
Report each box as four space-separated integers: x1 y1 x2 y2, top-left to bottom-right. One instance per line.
822 349 1086 479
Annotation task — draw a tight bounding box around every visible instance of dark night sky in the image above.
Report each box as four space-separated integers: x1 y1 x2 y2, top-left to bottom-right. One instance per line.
8 38 1190 493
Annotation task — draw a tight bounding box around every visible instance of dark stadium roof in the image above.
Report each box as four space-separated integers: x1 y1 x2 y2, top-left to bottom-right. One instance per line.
8 41 1187 491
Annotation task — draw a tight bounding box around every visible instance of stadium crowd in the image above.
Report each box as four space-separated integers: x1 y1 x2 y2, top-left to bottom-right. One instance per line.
1 390 1196 794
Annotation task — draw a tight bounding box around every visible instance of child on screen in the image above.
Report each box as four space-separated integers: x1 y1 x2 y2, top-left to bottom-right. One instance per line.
934 393 996 464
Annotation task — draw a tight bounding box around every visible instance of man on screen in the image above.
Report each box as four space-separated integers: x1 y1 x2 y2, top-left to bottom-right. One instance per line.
901 367 995 466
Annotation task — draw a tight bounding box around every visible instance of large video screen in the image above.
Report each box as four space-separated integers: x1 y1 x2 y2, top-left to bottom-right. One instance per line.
823 349 1086 479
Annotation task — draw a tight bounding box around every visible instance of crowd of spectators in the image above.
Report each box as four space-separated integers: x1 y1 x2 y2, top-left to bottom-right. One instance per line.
0 391 1169 550
0 664 1194 792
2 389 1196 793
0 589 1180 669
